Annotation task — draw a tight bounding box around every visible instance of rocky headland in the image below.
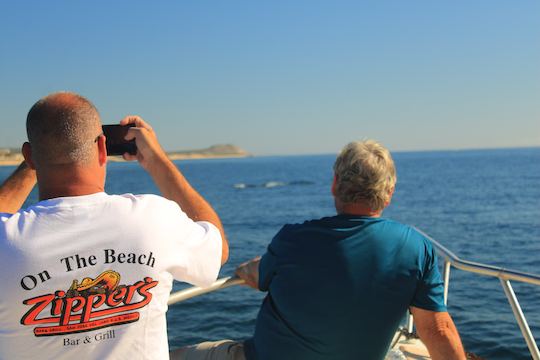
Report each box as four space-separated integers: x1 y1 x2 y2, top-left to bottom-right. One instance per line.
0 144 251 166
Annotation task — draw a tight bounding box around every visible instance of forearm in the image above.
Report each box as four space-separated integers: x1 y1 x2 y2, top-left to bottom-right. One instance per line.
0 162 36 214
422 331 465 360
148 156 229 263
417 315 466 360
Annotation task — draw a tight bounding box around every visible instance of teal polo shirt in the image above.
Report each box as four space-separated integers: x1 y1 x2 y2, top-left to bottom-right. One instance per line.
244 215 446 360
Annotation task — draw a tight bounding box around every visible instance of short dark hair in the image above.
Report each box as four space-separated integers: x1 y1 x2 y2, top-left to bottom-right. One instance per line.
26 92 101 165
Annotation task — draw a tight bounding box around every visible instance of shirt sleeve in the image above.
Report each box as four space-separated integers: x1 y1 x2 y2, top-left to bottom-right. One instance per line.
258 244 277 291
155 198 223 288
411 241 447 312
258 226 288 291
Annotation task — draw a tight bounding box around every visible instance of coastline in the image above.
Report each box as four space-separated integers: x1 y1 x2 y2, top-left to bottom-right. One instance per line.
0 153 251 167
0 154 24 166
0 160 23 167
108 153 251 162
0 144 251 167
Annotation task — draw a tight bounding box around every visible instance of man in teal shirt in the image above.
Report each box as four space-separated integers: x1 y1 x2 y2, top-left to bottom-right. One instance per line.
174 140 465 360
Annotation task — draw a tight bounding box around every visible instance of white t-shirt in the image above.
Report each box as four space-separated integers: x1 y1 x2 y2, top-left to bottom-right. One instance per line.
0 192 222 360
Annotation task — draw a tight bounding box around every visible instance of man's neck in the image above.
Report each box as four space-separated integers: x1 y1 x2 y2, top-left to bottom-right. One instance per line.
39 185 104 201
36 164 105 201
335 201 382 218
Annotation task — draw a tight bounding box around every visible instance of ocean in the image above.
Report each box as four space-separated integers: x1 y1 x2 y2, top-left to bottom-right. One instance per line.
1 148 539 359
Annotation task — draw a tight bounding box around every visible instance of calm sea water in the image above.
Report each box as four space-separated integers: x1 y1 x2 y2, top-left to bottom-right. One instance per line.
1 148 539 359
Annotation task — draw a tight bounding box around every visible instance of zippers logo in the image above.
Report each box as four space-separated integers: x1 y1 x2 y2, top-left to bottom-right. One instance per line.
20 270 158 337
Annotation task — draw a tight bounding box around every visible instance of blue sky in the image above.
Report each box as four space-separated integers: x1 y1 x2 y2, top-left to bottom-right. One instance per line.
1 1 538 155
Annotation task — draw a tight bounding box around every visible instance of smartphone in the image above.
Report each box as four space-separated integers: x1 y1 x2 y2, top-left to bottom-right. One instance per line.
102 124 137 156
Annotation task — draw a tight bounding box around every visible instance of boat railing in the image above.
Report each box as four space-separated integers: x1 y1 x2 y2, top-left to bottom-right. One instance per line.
414 228 540 360
168 231 540 360
168 276 245 305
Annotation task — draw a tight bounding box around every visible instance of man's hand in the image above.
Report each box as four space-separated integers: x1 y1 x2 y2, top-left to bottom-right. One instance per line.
120 116 168 171
0 162 36 214
119 115 229 265
235 256 261 289
410 306 466 360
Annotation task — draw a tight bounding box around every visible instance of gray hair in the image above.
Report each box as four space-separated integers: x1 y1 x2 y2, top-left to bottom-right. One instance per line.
26 92 101 166
333 140 397 212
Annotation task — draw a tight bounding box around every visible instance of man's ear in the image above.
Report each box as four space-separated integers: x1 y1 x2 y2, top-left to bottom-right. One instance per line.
384 186 395 207
21 142 36 170
331 174 338 196
97 135 107 166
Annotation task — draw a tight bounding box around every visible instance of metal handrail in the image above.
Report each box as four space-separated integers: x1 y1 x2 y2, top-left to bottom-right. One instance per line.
414 228 540 360
415 228 540 286
168 277 245 305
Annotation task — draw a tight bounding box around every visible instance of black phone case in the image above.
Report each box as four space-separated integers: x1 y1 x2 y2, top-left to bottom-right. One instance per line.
102 125 137 156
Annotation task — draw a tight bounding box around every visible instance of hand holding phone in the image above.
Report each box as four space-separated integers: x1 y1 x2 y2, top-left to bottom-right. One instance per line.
102 124 137 156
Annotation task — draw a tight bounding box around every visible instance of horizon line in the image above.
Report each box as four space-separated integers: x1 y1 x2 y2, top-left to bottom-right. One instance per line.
1 144 538 158
253 145 540 158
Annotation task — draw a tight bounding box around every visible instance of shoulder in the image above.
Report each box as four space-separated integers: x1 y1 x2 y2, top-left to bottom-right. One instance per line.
367 219 437 259
113 193 170 204
381 219 432 243
272 215 340 240
402 224 436 252
276 216 329 232
112 193 181 211
102 194 188 226
389 222 439 267
0 212 13 222
1 209 31 231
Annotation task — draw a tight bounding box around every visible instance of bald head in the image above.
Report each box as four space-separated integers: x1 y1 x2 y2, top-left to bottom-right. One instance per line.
26 92 102 166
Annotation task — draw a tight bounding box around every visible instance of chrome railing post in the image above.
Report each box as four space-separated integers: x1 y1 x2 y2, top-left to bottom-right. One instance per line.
443 260 451 306
500 279 540 360
407 312 414 334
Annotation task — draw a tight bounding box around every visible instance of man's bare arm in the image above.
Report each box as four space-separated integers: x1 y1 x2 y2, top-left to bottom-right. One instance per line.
410 306 466 360
0 162 36 214
121 116 229 265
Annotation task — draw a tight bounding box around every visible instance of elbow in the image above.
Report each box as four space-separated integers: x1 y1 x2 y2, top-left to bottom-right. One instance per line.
420 324 455 344
426 322 454 339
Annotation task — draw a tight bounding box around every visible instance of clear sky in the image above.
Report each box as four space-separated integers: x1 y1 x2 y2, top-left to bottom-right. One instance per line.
1 1 538 155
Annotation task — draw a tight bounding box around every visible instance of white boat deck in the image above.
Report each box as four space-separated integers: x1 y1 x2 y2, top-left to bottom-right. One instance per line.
387 331 430 360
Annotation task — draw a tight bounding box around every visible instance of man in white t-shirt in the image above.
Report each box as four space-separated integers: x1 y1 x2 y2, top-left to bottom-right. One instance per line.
0 92 229 359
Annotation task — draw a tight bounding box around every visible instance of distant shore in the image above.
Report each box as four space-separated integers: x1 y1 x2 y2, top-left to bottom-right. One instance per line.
0 144 251 167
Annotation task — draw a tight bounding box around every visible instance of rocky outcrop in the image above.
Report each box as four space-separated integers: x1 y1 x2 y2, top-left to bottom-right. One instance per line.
0 145 251 165
0 149 24 166
167 144 251 159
